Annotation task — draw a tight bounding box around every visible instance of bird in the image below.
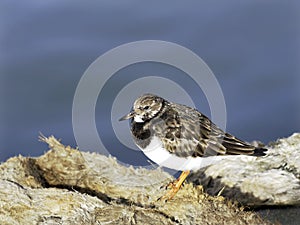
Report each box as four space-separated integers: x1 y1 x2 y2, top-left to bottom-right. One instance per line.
119 93 267 200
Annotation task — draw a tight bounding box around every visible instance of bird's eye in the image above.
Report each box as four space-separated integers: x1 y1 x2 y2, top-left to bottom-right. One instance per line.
144 106 150 110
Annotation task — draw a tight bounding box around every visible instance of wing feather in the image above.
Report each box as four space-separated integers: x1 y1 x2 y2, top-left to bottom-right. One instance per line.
156 102 267 158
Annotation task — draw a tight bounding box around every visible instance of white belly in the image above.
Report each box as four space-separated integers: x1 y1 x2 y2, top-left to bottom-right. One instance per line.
141 136 232 171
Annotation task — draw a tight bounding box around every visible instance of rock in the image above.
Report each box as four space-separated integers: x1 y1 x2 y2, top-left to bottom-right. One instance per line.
188 133 300 206
0 135 269 225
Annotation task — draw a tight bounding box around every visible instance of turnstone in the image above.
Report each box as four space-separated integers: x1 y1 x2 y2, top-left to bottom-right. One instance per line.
119 94 267 200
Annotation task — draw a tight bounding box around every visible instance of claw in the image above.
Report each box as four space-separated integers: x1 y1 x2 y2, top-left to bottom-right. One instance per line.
160 179 176 190
157 170 190 201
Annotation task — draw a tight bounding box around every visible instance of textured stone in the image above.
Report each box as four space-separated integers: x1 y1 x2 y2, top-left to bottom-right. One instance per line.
188 133 300 206
0 135 270 225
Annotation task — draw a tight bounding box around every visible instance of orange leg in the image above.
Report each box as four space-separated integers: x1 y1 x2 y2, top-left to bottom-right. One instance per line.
160 170 190 201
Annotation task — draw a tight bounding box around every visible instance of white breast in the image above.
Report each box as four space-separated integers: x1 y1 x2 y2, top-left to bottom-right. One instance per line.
141 136 233 171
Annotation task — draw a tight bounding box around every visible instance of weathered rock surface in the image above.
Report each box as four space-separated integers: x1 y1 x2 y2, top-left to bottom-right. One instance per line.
188 133 300 206
0 135 270 225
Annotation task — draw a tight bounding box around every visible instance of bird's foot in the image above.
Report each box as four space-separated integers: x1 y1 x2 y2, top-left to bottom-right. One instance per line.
158 170 190 202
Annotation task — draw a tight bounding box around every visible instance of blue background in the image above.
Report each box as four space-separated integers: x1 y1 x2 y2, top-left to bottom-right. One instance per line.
1 1 300 224
1 1 299 162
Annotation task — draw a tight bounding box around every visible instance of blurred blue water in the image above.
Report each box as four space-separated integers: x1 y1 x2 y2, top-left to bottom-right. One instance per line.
1 1 300 224
1 1 299 163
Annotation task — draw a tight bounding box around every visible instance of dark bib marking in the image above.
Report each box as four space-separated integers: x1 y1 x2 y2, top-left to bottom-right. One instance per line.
131 121 151 149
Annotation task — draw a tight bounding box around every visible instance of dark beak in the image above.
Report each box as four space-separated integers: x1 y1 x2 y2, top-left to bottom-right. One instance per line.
119 111 135 121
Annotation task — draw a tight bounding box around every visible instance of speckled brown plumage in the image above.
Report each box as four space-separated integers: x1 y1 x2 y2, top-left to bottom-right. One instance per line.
121 93 267 158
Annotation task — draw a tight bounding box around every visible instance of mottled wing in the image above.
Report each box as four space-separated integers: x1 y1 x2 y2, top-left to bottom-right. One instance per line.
156 102 266 158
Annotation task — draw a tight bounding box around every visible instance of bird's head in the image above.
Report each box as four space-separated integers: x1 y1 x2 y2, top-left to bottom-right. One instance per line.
119 94 164 123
